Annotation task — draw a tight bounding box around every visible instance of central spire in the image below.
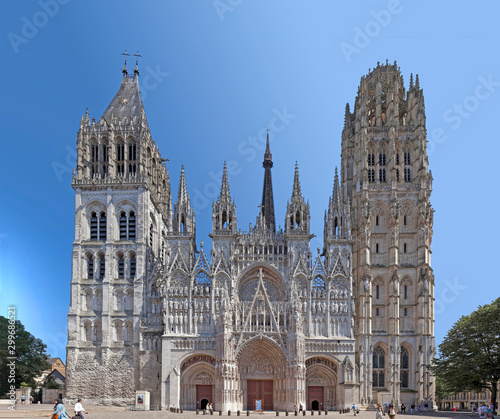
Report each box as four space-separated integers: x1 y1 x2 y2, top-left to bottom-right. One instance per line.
261 130 276 233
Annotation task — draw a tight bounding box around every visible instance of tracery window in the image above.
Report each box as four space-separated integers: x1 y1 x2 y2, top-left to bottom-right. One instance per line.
118 253 125 279
128 141 137 174
368 153 375 166
116 142 125 175
119 210 136 241
87 254 94 279
379 153 386 166
404 167 411 182
379 168 386 182
312 276 325 289
400 346 409 388
373 346 385 388
98 253 105 281
368 169 375 182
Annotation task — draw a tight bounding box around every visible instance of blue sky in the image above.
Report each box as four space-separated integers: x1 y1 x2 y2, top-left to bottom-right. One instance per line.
0 1 499 360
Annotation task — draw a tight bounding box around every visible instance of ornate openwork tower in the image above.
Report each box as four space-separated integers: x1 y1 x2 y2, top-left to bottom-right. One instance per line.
342 61 435 407
67 61 435 411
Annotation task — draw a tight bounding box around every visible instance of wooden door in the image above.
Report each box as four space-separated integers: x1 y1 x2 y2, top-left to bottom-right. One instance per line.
197 385 213 410
308 386 324 411
247 380 273 411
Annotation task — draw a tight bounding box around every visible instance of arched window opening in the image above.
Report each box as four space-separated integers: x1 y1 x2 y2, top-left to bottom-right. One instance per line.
379 153 386 166
125 322 133 343
149 223 154 246
101 143 109 175
129 211 136 240
368 169 375 182
404 151 411 165
180 215 185 233
98 254 105 281
404 167 411 182
334 217 339 235
376 243 379 253
90 142 98 176
400 347 409 388
373 346 385 388
99 212 107 241
130 253 136 279
93 321 102 343
376 285 380 300
128 142 137 174
87 254 94 279
84 322 92 342
120 211 127 240
396 169 400 182
295 211 301 228
368 153 375 166
404 285 408 300
118 254 125 279
404 215 407 226
116 142 125 175
379 168 386 182
222 211 227 229
376 216 379 226
90 212 98 240
114 321 123 342
403 243 407 253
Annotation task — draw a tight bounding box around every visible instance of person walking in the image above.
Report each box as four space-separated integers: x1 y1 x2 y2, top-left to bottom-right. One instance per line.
410 404 415 415
401 404 406 414
388 404 398 419
352 403 359 416
47 399 70 419
376 405 384 419
74 399 86 419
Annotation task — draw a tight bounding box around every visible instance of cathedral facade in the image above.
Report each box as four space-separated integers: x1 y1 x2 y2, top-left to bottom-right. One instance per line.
66 60 436 411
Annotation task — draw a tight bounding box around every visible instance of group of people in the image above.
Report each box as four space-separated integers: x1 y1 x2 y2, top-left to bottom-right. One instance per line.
475 403 497 418
375 404 398 419
294 403 305 413
48 399 86 419
204 402 214 414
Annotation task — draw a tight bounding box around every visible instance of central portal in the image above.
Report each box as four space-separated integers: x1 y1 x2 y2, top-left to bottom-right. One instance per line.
247 380 273 411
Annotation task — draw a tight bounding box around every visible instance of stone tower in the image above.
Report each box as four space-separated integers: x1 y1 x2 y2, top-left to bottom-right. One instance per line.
341 61 435 407
66 59 172 404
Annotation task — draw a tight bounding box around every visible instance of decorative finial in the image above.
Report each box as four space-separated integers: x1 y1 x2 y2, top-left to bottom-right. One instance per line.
121 50 131 75
133 51 142 76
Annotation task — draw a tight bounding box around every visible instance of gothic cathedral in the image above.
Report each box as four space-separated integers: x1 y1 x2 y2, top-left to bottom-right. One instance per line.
66 60 436 411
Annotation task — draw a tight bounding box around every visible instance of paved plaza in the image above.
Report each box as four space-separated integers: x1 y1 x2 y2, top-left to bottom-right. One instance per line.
0 404 477 419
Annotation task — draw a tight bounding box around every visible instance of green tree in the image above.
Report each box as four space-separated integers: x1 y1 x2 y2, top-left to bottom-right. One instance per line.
432 297 500 409
0 316 51 397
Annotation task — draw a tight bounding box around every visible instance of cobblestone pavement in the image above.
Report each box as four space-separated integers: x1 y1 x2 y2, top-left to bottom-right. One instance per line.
0 405 478 419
